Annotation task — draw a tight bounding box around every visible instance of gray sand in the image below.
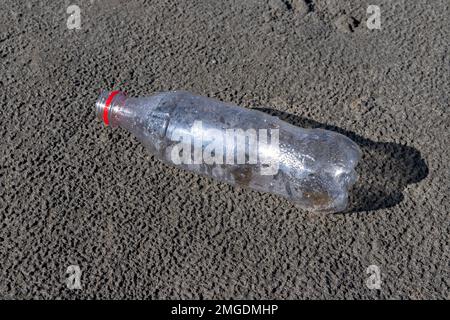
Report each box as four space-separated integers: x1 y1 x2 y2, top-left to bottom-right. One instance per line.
0 0 448 299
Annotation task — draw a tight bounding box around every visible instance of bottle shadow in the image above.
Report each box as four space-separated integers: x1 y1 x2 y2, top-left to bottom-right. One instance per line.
255 108 429 213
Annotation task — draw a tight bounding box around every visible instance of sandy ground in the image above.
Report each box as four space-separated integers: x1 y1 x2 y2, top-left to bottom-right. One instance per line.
0 0 448 299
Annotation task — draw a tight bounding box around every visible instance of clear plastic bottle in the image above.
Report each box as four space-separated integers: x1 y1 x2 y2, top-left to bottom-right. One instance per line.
96 90 361 213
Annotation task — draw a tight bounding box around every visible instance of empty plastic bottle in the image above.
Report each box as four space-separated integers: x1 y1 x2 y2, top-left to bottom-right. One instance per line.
96 90 361 213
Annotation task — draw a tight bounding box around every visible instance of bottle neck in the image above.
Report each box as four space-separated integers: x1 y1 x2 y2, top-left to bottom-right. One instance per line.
96 90 168 142
96 90 129 128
